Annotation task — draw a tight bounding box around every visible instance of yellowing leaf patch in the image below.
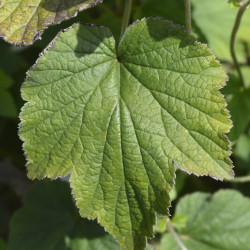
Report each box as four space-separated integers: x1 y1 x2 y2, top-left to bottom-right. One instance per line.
0 0 102 45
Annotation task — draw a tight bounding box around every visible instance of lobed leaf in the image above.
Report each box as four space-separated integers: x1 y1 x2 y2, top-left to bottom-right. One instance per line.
0 0 102 45
20 18 233 249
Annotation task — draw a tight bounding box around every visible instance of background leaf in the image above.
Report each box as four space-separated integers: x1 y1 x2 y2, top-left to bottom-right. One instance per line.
135 0 250 62
160 190 250 250
0 238 7 250
134 0 185 26
235 132 250 161
191 0 250 62
8 180 119 250
228 0 243 9
0 0 102 45
222 73 250 142
0 69 17 118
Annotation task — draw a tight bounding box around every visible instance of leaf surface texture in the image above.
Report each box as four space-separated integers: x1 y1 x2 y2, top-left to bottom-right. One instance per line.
20 18 233 249
0 0 102 45
160 190 250 250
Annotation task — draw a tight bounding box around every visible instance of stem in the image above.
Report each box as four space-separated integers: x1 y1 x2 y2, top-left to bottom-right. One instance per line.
184 0 192 35
120 0 133 40
167 219 187 250
230 0 250 88
230 175 250 183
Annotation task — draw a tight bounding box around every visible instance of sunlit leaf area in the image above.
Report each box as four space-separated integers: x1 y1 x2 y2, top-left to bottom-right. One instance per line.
0 0 250 249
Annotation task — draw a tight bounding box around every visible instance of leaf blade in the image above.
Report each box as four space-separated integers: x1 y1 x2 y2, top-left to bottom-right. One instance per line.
0 0 102 45
20 19 233 249
119 18 233 179
161 190 250 250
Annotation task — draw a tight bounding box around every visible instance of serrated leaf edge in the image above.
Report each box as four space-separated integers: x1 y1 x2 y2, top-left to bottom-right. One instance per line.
18 17 234 250
120 17 234 181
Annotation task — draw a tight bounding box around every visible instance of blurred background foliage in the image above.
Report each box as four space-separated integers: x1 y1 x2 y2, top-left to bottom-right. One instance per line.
0 0 250 249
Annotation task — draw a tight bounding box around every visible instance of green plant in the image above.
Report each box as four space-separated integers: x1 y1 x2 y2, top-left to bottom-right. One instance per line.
1 0 250 249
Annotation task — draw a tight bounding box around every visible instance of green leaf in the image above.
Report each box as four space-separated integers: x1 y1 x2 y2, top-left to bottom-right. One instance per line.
20 18 233 249
0 40 28 74
133 0 210 44
222 73 250 141
192 0 250 62
171 214 188 231
242 66 250 88
9 180 119 250
160 190 250 250
235 132 250 161
0 69 17 118
0 0 102 45
0 238 7 250
134 0 185 26
154 216 168 233
228 0 243 9
0 69 13 88
66 233 119 250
